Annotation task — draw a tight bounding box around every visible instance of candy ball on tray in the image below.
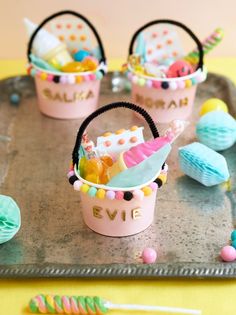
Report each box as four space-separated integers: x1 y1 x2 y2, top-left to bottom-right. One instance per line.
178 142 230 186
196 111 236 151
199 98 228 116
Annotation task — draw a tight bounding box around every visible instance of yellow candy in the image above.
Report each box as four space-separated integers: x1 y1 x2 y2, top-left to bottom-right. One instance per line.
76 76 83 83
158 173 167 185
130 125 138 131
200 98 228 116
185 79 192 88
61 61 85 73
142 186 152 196
82 57 98 71
103 132 112 137
115 129 126 135
80 184 90 193
40 72 47 80
96 189 106 199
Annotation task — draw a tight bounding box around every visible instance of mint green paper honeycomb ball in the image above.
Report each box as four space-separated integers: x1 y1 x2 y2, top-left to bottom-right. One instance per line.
0 195 21 244
179 142 230 186
196 111 236 151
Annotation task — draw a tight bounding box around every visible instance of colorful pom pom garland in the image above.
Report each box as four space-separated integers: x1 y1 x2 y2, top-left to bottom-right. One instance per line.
122 63 207 90
68 164 168 201
27 62 107 85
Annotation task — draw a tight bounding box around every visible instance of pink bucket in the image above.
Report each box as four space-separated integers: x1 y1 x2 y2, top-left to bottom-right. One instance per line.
125 20 207 123
34 75 100 119
27 10 107 119
68 102 168 237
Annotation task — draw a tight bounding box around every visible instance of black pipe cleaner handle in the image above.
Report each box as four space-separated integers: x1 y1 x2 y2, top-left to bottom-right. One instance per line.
128 19 204 70
72 102 160 167
27 10 106 63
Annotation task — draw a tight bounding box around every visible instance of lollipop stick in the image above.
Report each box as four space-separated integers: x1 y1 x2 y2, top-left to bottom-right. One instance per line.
105 301 202 315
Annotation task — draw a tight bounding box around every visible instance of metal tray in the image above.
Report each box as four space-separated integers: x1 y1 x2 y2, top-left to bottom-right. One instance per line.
0 72 236 279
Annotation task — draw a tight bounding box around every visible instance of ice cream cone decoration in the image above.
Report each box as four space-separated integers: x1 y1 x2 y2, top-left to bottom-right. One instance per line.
24 18 73 70
108 120 187 179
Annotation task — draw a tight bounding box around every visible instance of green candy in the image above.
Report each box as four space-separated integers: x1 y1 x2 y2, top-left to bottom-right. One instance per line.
77 296 87 312
85 296 96 312
45 295 56 313
54 295 63 312
29 298 39 313
94 296 108 313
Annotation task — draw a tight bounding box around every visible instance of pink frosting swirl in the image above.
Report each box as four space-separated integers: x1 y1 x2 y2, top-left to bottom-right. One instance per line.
123 136 170 168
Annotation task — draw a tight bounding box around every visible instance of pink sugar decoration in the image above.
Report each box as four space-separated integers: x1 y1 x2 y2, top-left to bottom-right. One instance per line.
115 191 124 200
149 182 158 191
106 190 116 200
47 74 54 82
133 189 144 201
67 170 75 178
220 245 236 262
177 80 185 89
142 247 157 264
60 75 67 84
152 80 161 89
73 180 83 191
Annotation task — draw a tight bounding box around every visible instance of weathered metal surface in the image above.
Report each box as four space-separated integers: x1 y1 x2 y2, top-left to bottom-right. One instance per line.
0 72 236 278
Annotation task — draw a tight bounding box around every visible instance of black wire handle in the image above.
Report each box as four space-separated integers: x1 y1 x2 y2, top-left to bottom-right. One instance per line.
72 102 160 167
128 19 204 70
27 10 106 64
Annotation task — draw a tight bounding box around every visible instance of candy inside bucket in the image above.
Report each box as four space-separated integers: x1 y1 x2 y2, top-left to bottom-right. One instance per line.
25 11 107 119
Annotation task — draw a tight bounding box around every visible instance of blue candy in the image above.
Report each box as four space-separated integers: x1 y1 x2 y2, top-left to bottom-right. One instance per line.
74 50 90 62
231 230 236 241
10 93 21 105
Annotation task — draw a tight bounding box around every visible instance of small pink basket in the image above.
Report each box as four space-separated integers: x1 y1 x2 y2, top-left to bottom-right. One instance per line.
27 10 107 119
68 102 168 237
125 20 207 123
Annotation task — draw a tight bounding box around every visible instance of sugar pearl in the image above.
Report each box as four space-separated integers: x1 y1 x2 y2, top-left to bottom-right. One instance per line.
88 187 97 197
106 190 116 200
67 170 75 178
146 80 153 88
178 80 185 89
231 230 236 241
169 81 177 90
67 76 76 84
60 76 67 84
142 186 152 196
73 180 83 191
96 189 106 199
149 182 158 191
133 189 144 201
142 248 157 264
115 191 124 200
80 184 90 193
220 245 236 262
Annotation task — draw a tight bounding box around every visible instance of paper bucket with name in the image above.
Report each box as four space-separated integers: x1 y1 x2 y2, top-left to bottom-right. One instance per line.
67 102 173 237
123 20 208 123
26 10 107 119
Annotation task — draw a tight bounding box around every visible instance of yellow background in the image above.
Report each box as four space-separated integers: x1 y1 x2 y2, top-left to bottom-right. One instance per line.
1 57 236 315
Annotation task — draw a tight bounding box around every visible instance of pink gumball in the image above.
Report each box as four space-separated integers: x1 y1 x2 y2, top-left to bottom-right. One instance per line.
142 248 157 264
220 245 236 262
167 60 194 78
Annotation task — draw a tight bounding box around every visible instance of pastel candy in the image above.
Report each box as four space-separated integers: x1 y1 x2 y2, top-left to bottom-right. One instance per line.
196 111 236 151
74 49 90 62
179 142 230 186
